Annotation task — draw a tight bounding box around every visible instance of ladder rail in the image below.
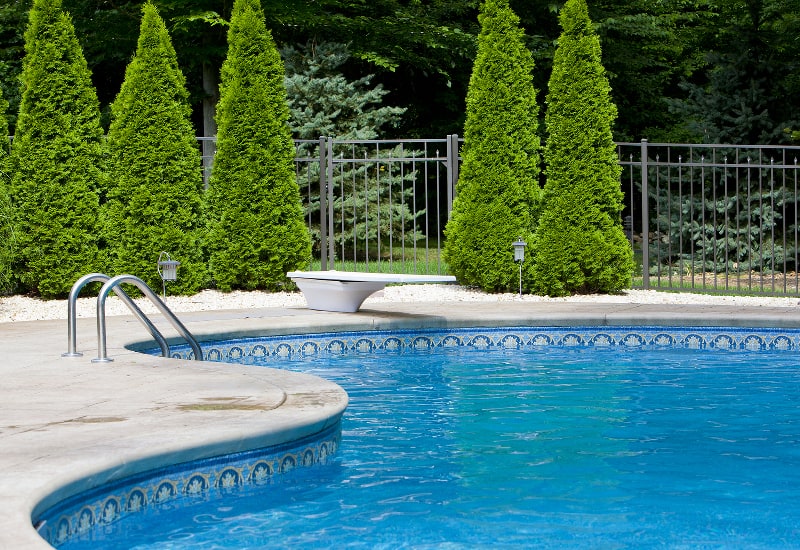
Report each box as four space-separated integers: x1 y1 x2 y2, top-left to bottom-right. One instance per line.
63 273 170 358
92 274 203 363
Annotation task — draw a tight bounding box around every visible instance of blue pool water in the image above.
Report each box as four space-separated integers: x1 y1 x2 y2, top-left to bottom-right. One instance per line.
56 327 800 548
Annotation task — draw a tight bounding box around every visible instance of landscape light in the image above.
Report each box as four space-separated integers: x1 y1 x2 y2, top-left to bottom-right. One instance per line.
157 251 180 297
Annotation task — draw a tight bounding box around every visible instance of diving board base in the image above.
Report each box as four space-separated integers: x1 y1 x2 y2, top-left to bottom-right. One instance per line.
291 278 387 312
288 271 457 312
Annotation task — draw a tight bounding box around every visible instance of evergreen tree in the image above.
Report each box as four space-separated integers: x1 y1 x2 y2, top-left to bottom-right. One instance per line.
283 42 422 263
0 87 13 293
666 0 800 144
8 0 105 298
0 0 27 133
530 0 633 296
669 49 796 144
104 2 206 294
442 0 541 292
284 42 406 142
204 0 311 291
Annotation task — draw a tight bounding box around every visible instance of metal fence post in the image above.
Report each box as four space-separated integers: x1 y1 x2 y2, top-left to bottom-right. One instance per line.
446 134 459 217
318 136 328 270
326 137 335 266
201 137 215 188
640 139 650 289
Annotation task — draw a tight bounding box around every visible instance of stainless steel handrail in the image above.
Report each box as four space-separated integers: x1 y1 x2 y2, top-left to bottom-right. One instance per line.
92 275 203 363
91 274 203 363
62 273 203 363
63 273 169 358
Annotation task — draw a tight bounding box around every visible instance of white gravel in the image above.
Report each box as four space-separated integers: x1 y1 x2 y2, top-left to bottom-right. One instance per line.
1 285 798 323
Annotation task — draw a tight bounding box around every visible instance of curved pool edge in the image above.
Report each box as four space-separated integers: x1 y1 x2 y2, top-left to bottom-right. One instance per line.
0 311 349 550
4 299 800 549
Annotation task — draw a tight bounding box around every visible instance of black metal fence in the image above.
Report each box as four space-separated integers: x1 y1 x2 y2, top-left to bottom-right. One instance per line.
200 136 800 295
619 141 800 295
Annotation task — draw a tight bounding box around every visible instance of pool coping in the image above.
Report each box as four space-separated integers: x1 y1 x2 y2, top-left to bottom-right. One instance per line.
3 298 800 549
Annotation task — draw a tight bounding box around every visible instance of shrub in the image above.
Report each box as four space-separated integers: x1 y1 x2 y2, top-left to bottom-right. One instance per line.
7 0 105 298
204 0 311 291
529 0 633 296
104 2 206 294
442 0 541 292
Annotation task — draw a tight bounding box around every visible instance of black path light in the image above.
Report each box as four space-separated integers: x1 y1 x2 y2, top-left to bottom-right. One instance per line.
512 238 526 298
157 251 180 298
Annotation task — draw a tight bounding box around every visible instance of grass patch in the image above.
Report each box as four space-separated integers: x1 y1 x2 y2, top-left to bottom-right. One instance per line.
632 271 800 297
308 247 451 276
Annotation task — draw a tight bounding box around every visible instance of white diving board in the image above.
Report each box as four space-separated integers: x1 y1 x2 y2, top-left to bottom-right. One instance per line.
287 270 457 312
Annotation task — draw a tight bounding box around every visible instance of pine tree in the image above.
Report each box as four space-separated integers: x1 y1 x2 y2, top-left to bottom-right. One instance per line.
284 42 405 143
442 0 541 292
8 0 105 298
665 0 800 145
530 0 633 296
283 42 421 263
0 87 13 293
204 0 311 291
104 2 206 294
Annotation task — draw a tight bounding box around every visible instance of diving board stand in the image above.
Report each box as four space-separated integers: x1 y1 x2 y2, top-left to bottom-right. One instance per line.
287 270 457 312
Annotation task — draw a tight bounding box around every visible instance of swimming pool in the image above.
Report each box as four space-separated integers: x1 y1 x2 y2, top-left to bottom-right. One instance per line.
41 326 800 548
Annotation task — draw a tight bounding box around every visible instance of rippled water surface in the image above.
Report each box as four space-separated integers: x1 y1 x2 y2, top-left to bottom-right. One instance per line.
65 344 800 548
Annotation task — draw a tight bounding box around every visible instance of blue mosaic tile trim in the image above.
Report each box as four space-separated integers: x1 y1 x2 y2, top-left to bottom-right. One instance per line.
35 423 341 548
157 326 800 363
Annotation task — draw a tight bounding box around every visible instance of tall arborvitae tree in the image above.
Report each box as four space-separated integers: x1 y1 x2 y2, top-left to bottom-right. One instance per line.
104 2 206 294
530 0 633 296
204 0 311 291
8 0 105 298
0 87 12 293
442 0 541 292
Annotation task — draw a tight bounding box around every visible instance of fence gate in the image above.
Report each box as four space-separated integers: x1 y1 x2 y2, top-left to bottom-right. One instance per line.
294 135 460 275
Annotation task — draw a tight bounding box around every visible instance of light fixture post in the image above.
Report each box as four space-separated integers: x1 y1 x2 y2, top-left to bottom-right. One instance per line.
512 238 526 298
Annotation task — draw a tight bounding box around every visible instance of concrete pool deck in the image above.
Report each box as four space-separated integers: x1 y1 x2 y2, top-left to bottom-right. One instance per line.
3 299 800 549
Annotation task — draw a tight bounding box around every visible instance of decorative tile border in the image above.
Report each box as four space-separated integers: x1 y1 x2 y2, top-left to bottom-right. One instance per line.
160 326 800 363
35 423 340 548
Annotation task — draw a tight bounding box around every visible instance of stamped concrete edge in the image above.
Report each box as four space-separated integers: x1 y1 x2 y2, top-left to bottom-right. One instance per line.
4 300 800 549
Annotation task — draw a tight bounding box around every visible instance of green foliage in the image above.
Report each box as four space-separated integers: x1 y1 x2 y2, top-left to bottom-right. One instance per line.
0 87 13 293
284 42 405 142
530 0 633 296
669 49 797 144
2 0 799 143
284 42 422 261
273 0 480 136
0 0 27 133
591 0 715 141
443 0 541 293
8 0 105 298
104 2 207 294
666 0 800 144
49 0 479 137
204 0 311 291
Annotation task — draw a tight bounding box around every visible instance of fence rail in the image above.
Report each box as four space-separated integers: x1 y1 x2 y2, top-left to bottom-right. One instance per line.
199 137 800 296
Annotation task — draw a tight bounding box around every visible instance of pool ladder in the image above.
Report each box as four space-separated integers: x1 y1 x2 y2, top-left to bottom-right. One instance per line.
62 273 203 363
